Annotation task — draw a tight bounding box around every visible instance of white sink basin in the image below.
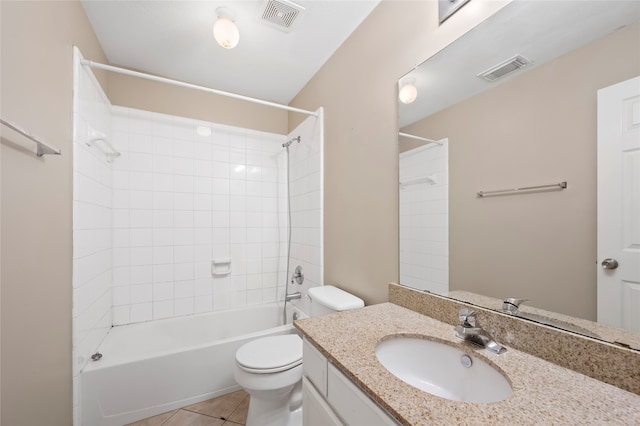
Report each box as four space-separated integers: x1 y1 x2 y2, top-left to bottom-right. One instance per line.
375 337 512 403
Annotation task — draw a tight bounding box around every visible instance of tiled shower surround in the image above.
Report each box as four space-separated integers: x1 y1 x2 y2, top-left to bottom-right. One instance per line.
73 50 323 424
399 141 449 294
109 107 289 325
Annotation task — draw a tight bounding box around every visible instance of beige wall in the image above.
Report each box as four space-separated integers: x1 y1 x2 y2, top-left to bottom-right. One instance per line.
107 73 288 135
0 1 107 425
402 23 640 320
0 1 512 422
289 0 510 304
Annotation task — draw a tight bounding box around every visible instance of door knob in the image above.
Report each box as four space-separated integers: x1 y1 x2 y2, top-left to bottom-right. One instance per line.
601 258 619 269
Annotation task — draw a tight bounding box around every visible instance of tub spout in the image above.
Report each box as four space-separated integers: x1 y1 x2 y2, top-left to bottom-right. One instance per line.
285 292 302 302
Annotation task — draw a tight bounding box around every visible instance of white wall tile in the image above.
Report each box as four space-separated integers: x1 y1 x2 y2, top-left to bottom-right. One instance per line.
112 267 130 286
153 229 174 246
194 296 213 313
174 298 194 316
129 134 152 154
194 278 213 296
130 302 152 322
130 247 153 265
153 138 174 156
174 263 194 281
174 246 194 263
153 192 174 210
153 300 174 319
113 286 130 306
130 284 153 303
153 282 174 300
194 142 212 160
212 162 230 178
112 306 130 325
105 108 299 324
174 210 194 228
153 246 174 264
130 172 153 191
130 209 153 228
173 193 194 210
173 229 194 246
194 177 213 194
174 140 194 158
130 229 153 247
130 265 153 284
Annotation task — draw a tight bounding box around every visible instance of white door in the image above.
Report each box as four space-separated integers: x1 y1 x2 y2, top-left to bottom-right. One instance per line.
597 76 640 332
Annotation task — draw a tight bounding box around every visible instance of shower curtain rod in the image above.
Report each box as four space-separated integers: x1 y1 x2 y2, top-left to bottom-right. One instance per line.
81 59 319 117
398 132 443 145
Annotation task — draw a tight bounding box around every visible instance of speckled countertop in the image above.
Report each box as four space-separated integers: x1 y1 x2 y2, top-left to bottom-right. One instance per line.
294 303 640 425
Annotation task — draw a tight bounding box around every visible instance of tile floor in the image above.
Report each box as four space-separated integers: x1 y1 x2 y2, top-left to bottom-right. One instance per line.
126 390 249 426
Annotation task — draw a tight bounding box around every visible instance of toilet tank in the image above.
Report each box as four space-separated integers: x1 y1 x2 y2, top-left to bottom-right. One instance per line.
308 285 364 317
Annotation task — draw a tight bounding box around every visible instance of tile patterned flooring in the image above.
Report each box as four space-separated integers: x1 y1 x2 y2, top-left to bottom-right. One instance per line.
126 390 249 426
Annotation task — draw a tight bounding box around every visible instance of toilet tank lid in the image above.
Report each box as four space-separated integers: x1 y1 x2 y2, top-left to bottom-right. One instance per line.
308 285 364 311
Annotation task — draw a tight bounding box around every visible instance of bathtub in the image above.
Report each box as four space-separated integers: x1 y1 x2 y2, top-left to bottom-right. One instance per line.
81 302 305 426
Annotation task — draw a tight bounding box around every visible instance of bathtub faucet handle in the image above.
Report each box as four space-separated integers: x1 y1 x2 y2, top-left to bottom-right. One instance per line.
292 266 304 285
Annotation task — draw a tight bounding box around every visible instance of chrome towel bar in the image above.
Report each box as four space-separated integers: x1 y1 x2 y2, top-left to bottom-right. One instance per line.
477 181 567 197
1 118 62 157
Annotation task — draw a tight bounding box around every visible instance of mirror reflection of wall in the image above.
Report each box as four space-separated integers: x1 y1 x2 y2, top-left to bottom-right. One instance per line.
397 1 640 339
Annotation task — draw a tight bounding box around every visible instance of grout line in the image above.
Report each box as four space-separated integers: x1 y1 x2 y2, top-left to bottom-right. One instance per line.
181 408 227 420
158 409 180 426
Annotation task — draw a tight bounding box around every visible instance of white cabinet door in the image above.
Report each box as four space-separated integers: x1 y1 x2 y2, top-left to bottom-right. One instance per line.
597 76 640 332
303 377 343 426
303 338 328 395
327 364 398 426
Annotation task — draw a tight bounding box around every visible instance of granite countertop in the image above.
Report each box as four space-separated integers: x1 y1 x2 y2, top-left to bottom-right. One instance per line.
294 303 640 426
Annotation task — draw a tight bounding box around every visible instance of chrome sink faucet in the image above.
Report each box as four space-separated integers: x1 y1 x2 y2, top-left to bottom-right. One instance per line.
454 308 506 354
502 298 530 316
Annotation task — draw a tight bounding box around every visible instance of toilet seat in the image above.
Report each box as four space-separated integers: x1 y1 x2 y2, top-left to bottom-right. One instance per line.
236 334 302 374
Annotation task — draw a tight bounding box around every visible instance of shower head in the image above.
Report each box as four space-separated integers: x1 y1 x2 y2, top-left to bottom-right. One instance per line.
282 136 301 148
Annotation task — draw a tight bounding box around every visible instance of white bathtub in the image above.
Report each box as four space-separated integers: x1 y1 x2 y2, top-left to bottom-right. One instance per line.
81 302 305 426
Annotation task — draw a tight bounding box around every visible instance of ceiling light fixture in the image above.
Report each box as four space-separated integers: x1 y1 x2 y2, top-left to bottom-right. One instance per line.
398 77 418 104
213 7 239 49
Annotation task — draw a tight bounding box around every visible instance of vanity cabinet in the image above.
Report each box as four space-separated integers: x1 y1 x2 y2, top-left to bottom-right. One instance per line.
302 337 398 426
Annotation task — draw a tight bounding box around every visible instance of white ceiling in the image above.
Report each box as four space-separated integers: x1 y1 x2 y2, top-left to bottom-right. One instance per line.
399 0 640 128
81 0 379 104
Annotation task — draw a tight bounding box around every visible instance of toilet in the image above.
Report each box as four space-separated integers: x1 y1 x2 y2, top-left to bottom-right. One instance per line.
234 285 364 426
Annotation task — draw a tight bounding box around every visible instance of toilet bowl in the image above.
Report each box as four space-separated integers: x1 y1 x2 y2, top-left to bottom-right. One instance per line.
234 334 303 426
234 285 364 426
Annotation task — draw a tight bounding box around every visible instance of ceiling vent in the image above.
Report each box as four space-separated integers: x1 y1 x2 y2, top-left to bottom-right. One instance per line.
259 0 305 33
477 55 533 82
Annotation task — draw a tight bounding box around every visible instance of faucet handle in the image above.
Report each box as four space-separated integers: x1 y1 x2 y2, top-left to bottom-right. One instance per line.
503 298 531 315
458 308 476 326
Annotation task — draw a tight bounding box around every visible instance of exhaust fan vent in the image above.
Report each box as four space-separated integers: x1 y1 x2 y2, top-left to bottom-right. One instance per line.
477 55 532 82
259 0 305 33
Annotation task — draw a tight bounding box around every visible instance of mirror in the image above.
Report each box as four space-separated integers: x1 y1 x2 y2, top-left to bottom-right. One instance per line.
397 0 640 347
